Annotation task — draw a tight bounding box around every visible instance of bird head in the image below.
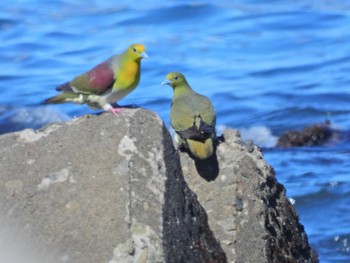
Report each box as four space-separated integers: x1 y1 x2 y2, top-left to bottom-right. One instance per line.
161 72 187 88
127 43 148 61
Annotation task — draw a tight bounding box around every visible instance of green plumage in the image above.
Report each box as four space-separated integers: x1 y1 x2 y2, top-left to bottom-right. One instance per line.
163 72 216 160
43 43 147 114
44 93 87 104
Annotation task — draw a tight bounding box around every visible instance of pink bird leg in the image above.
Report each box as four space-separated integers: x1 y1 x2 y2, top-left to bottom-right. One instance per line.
109 107 123 116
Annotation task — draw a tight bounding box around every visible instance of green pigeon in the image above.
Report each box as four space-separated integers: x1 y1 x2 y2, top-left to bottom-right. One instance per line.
162 72 217 160
43 43 148 115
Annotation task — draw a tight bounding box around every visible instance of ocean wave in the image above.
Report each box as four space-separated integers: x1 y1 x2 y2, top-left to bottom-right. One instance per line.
239 126 278 148
0 106 70 135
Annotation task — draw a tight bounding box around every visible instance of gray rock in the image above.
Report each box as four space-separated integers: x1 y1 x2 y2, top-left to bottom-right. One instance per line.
181 129 318 263
0 109 317 263
0 109 224 263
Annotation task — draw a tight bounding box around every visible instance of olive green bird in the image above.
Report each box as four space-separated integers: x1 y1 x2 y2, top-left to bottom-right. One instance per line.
43 43 148 115
162 72 217 160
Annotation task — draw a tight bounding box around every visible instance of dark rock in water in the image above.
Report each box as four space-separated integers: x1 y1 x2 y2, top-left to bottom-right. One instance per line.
277 120 338 147
0 109 318 262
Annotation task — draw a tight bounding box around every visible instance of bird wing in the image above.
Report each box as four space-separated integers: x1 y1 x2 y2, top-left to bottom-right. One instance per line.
171 93 216 141
176 117 215 140
57 55 120 95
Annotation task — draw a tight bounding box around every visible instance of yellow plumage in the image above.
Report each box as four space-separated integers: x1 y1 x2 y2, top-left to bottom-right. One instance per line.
187 138 214 160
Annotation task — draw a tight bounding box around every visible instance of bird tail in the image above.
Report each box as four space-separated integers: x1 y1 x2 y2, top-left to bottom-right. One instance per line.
42 93 83 104
187 137 214 160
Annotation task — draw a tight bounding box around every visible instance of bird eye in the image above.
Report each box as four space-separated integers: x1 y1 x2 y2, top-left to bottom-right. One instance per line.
133 48 137 52
174 76 178 80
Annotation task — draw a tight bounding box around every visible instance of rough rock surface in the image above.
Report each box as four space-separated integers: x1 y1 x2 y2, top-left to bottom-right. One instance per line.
181 130 318 263
0 108 318 263
0 109 224 263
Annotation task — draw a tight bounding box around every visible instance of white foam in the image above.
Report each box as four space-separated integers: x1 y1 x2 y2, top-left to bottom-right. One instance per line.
216 124 226 137
8 106 70 131
240 126 278 148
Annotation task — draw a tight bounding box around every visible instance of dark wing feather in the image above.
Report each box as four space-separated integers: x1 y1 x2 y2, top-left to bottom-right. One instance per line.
176 115 215 141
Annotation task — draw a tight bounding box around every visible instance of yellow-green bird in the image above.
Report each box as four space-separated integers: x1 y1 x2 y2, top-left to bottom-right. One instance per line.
162 72 217 160
43 43 148 115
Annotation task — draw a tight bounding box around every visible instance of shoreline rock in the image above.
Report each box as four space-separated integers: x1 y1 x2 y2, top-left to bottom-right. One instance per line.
277 120 338 147
0 109 318 262
182 129 318 262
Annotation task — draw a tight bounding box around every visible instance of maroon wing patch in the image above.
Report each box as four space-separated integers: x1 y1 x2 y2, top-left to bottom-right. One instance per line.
67 59 116 95
87 61 115 92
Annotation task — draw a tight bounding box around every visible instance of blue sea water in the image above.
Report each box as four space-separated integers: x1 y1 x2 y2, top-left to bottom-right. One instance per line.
0 1 349 261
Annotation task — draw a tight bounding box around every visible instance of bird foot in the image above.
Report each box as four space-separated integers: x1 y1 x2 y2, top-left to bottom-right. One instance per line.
109 107 123 116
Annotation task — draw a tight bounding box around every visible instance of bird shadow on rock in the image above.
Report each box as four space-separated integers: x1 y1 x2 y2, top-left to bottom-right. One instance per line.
193 153 219 182
185 135 225 182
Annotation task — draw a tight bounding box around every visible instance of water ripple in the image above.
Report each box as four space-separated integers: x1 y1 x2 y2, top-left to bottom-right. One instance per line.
119 3 220 25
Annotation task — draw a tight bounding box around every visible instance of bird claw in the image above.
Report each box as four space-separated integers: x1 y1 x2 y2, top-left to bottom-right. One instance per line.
109 107 123 116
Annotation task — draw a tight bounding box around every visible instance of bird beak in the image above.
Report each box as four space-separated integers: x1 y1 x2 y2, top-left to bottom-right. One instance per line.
162 79 172 86
140 52 148 59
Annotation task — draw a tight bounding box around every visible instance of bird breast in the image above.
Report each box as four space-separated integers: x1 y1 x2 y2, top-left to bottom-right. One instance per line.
114 61 140 89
